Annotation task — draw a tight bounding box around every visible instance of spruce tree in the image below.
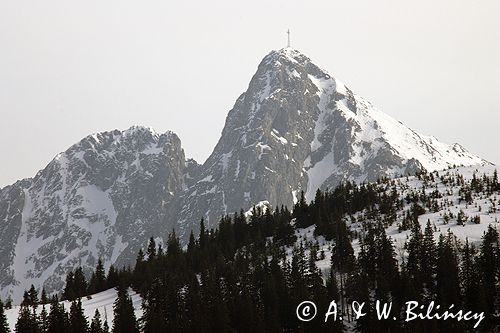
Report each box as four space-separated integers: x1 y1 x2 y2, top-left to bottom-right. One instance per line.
63 271 75 301
166 230 181 257
405 220 424 296
0 299 10 333
102 320 109 333
479 225 499 317
142 279 167 333
39 290 47 306
132 250 146 291
421 220 437 296
349 270 374 333
47 296 68 333
199 218 207 249
184 273 208 333
89 259 106 294
325 268 343 332
331 219 355 274
4 298 12 311
112 286 139 333
26 286 38 307
90 310 103 333
38 305 48 333
69 299 88 333
146 237 156 262
261 267 280 333
290 244 308 303
200 269 230 332
106 266 118 290
15 305 40 333
436 232 463 332
73 268 88 299
293 191 310 228
461 239 486 319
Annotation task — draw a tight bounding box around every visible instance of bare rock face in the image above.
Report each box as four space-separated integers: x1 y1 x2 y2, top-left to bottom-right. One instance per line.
0 48 486 302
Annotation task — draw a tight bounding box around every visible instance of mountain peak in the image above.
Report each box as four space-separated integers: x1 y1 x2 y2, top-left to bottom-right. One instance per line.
262 48 310 67
123 124 159 137
176 46 487 237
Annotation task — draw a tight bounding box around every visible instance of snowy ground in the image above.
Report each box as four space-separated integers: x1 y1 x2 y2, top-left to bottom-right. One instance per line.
5 288 143 331
5 166 498 329
291 165 500 272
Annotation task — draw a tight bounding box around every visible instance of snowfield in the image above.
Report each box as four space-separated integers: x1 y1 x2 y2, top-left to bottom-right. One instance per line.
292 164 499 272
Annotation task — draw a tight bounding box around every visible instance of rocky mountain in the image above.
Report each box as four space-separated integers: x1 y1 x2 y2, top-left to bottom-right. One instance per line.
175 48 486 240
6 164 500 332
0 48 487 303
0 126 196 302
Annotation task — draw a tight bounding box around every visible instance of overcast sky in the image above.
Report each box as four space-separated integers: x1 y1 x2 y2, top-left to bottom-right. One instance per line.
0 0 499 187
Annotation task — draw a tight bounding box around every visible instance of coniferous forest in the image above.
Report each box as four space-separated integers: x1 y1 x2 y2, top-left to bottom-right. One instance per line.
3 169 500 332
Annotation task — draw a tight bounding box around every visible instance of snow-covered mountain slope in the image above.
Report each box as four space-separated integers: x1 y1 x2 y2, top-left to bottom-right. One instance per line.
5 288 143 331
0 48 489 304
176 48 487 240
290 164 500 272
0 126 197 303
5 166 497 331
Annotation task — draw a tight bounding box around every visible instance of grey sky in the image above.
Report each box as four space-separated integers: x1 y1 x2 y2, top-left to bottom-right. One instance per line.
1 0 499 187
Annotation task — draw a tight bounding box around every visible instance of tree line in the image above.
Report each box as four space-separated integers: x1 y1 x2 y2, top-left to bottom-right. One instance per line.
2 170 499 332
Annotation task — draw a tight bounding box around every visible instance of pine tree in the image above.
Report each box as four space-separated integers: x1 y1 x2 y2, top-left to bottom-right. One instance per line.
405 220 424 296
21 285 38 307
4 298 12 311
15 305 40 333
478 225 499 318
73 268 88 298
69 299 88 333
39 290 47 306
261 263 280 333
146 237 156 262
112 286 139 333
436 232 463 332
47 296 68 333
106 266 118 289
421 220 437 296
374 224 399 301
142 279 167 333
461 239 485 321
184 274 208 333
290 244 308 304
349 270 374 333
90 310 103 333
89 259 106 294
331 219 355 274
198 218 208 250
27 286 38 306
132 249 146 291
102 320 109 333
166 230 181 257
293 191 311 228
200 268 230 332
0 299 10 333
63 271 75 301
38 305 48 333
